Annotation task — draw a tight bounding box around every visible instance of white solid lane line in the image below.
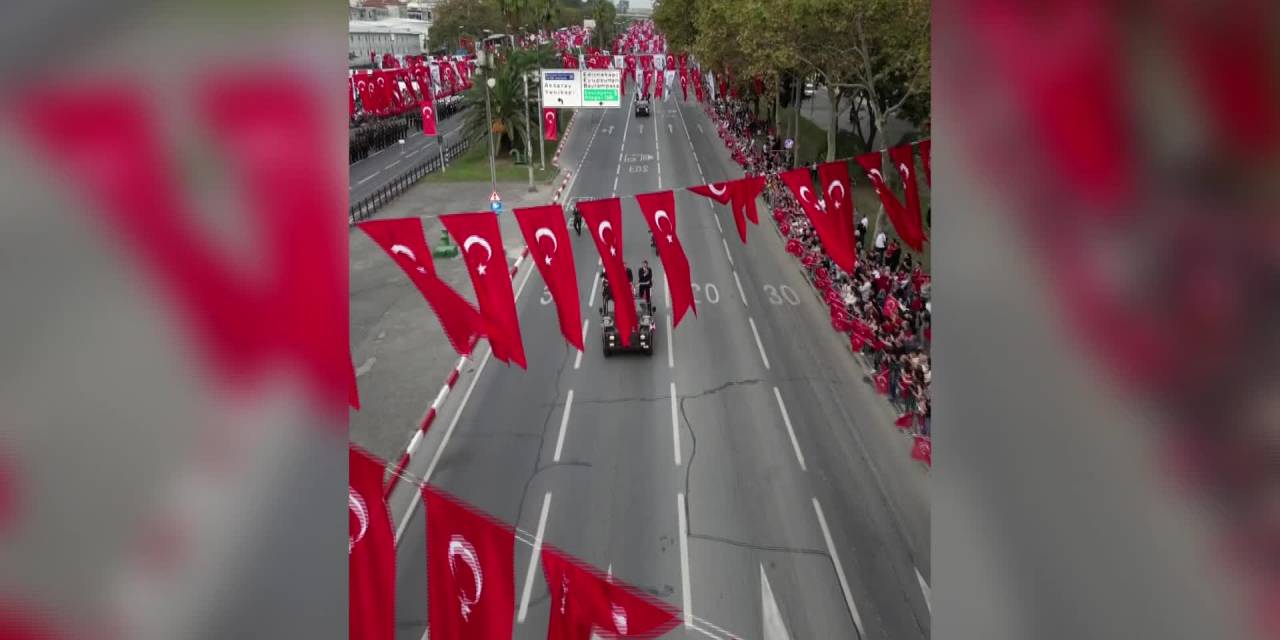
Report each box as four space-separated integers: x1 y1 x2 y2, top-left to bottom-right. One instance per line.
713 214 723 234
517 492 553 623
666 313 674 369
916 567 932 612
772 387 807 471
733 271 748 307
748 317 770 369
678 493 693 628
722 238 734 266
664 275 671 309
552 389 575 462
587 272 601 309
574 319 588 369
670 382 681 466
812 497 866 638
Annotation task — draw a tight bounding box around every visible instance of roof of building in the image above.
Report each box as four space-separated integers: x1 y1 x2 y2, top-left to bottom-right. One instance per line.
349 18 429 34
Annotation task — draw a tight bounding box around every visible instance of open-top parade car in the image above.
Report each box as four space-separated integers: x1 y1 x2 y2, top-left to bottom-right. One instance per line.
601 297 656 356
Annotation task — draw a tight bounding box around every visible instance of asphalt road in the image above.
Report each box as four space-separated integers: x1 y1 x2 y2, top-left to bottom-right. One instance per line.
386 95 930 640
348 108 471 204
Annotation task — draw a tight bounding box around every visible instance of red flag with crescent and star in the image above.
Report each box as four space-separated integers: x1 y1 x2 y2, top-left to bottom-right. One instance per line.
542 545 681 640
855 150 925 252
578 198 637 346
889 143 927 250
359 218 482 357
543 108 558 141
687 179 742 240
815 160 858 273
514 204 582 351
636 190 696 327
421 102 438 136
441 212 528 368
781 167 856 274
424 485 516 640
731 175 766 241
350 445 394 640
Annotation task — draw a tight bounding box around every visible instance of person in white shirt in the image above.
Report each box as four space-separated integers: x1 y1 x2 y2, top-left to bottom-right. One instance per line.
874 231 887 250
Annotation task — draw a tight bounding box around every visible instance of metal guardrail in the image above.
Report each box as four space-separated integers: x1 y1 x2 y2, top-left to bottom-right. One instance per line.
348 132 482 225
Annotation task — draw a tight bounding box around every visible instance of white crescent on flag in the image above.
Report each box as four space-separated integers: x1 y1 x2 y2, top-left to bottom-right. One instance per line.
348 488 369 554
654 209 674 242
827 180 846 204
447 535 483 622
534 227 558 264
390 244 417 261
799 185 813 204
462 235 493 263
708 183 727 196
597 220 616 256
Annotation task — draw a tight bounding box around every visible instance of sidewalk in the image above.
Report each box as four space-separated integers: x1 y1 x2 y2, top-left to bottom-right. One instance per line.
348 178 562 462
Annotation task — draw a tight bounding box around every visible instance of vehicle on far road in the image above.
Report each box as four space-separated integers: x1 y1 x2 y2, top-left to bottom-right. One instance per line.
635 97 651 117
601 298 656 357
804 81 815 96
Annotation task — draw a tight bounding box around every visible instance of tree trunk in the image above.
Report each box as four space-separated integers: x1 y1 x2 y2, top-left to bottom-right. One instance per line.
792 79 801 167
826 86 840 162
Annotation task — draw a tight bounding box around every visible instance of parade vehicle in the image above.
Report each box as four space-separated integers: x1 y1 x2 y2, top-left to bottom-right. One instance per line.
635 97 651 117
601 297 656 357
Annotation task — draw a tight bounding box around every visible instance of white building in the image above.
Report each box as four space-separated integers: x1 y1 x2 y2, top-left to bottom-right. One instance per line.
349 18 430 62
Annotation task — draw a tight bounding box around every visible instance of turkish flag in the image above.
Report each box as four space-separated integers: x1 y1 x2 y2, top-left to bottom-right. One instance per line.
424 485 516 640
654 71 664 100
883 295 900 320
636 190 696 327
911 435 932 466
642 68 652 97
781 167 856 274
889 143 927 250
666 54 675 70
514 204 583 351
359 218 482 357
350 446 394 640
544 108 558 141
815 161 858 272
542 545 681 640
855 151 925 252
894 412 915 429
694 69 705 102
687 179 740 238
730 176 766 240
578 198 637 346
874 367 890 395
918 139 931 186
441 212 528 368
679 69 688 101
421 102 438 135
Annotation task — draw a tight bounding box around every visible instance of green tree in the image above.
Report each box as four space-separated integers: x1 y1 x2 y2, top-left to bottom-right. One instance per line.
429 0 505 50
463 45 557 155
652 0 699 53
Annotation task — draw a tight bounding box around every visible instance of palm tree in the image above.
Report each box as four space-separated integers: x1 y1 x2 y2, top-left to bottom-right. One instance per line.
463 44 557 156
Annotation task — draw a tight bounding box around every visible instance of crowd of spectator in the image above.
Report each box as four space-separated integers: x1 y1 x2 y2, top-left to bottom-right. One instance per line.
348 97 465 164
707 98 933 450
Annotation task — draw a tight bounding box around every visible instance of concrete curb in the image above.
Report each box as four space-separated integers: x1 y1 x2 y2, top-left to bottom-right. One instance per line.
550 171 573 203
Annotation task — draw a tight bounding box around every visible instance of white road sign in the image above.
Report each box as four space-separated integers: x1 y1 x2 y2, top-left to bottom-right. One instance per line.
540 69 583 107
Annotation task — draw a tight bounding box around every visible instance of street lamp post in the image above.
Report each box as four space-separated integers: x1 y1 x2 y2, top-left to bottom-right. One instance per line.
483 71 498 198
523 71 535 192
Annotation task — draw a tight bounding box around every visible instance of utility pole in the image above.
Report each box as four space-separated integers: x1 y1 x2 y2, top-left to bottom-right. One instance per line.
523 71 535 192
537 72 546 171
481 53 498 197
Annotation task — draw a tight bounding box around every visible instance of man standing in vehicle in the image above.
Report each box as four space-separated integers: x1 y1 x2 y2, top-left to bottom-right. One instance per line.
637 260 654 308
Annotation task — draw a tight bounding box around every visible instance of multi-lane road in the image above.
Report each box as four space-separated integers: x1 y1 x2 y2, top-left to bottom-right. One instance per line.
348 108 471 204
385 94 930 640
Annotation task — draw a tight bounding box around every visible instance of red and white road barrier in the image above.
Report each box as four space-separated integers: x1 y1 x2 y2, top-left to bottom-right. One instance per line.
383 245 532 499
551 171 573 203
